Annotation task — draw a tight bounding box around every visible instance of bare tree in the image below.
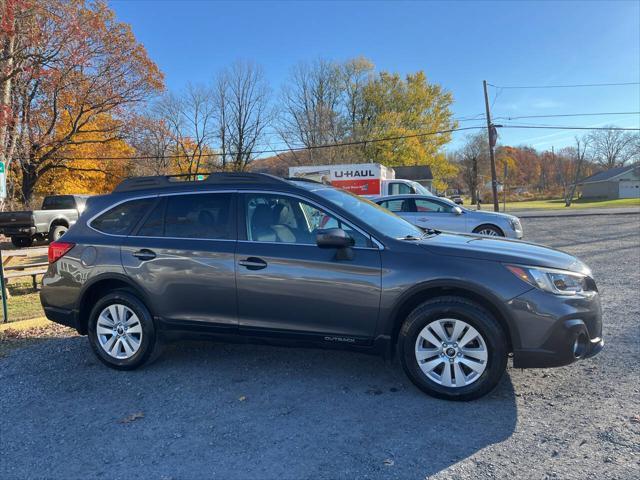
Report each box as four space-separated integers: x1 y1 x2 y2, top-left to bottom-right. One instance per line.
214 62 270 172
155 84 217 179
457 133 488 205
279 59 342 164
588 127 638 169
128 115 173 176
558 136 590 207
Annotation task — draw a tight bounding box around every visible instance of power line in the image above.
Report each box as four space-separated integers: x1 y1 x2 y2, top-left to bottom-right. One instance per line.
494 111 640 121
34 125 484 162
502 124 640 131
487 81 640 89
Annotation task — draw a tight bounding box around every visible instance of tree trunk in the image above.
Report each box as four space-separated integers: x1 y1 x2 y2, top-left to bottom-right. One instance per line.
21 161 38 206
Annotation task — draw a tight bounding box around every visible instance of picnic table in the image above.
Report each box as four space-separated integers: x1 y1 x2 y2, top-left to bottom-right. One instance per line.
1 247 49 322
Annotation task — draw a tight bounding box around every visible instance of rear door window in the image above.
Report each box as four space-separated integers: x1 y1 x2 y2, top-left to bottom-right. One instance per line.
136 199 166 237
91 198 156 235
164 193 234 240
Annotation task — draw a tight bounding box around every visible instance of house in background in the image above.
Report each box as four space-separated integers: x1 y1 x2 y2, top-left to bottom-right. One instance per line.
579 164 640 199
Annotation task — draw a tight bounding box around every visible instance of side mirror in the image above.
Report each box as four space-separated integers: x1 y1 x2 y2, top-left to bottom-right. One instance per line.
316 228 355 249
453 206 463 215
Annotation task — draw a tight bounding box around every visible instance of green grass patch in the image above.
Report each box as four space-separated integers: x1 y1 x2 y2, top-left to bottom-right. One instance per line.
2 279 45 322
465 197 640 211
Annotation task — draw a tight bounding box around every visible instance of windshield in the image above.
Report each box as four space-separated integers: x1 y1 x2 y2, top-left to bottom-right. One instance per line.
412 182 434 196
300 184 425 239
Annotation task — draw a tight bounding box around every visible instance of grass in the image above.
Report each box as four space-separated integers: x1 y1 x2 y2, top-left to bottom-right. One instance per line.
2 279 45 322
0 317 75 357
466 197 640 211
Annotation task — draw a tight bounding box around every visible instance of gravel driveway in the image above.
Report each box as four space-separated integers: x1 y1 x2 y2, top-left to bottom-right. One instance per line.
1 214 639 479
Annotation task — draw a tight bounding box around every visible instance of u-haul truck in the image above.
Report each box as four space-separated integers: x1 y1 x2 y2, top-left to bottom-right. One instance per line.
288 163 433 197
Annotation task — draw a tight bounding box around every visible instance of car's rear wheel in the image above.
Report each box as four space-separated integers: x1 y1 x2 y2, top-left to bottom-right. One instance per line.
49 225 68 241
88 290 158 370
399 296 507 401
473 224 504 237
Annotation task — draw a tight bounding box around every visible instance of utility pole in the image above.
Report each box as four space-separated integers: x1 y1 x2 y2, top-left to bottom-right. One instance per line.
503 161 507 212
483 80 500 212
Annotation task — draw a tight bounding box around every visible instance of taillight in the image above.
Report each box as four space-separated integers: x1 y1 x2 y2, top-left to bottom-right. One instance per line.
48 241 75 263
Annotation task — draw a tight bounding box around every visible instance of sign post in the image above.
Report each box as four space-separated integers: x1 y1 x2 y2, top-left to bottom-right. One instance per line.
0 161 6 199
0 162 7 321
0 249 8 323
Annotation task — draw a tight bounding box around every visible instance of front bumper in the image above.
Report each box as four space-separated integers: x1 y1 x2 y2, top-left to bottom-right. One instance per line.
508 288 603 368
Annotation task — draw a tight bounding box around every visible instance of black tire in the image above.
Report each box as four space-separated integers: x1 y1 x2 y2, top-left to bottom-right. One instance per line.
87 290 159 370
398 296 507 401
11 236 33 248
472 224 504 237
49 225 68 241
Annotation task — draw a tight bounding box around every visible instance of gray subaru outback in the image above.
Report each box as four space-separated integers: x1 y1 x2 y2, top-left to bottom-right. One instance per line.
40 173 603 400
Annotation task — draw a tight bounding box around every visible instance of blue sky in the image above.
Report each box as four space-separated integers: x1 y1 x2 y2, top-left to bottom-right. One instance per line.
110 0 640 151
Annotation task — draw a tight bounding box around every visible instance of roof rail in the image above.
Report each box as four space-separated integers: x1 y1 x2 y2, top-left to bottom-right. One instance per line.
113 172 289 193
283 177 322 184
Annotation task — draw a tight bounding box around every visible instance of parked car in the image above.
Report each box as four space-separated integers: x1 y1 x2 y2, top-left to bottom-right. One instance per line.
0 194 89 248
450 195 464 205
375 194 523 239
40 173 602 400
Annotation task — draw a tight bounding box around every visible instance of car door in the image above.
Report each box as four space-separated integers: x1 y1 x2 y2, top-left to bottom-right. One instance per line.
120 192 238 331
235 192 382 343
413 198 463 232
379 198 430 227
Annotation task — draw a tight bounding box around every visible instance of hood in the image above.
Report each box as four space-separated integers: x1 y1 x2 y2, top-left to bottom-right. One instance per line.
419 232 590 274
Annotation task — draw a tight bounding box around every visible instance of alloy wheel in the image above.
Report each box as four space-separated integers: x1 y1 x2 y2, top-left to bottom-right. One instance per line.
414 318 488 387
96 304 143 359
477 227 500 236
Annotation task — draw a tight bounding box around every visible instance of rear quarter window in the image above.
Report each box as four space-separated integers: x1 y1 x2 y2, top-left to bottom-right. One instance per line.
42 196 76 210
91 198 155 235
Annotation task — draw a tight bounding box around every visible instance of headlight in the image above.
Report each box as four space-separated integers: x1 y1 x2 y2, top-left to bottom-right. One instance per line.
506 265 593 295
508 217 521 231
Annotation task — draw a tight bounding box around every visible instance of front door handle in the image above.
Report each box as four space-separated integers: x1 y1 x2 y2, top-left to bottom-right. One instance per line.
132 249 156 261
238 257 267 270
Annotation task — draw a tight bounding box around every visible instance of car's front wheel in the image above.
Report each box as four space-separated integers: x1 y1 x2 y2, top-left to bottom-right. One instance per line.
399 296 507 401
472 224 504 237
88 290 158 370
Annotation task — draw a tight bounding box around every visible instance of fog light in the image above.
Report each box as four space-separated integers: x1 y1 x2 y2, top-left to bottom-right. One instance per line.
573 334 588 359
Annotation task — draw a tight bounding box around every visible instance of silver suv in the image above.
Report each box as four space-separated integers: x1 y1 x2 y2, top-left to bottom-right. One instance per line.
40 173 603 401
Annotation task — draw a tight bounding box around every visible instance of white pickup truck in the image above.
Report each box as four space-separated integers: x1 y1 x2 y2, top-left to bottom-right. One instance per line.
288 163 434 197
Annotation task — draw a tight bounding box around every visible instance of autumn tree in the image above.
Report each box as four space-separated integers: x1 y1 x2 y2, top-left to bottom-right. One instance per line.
1 0 163 204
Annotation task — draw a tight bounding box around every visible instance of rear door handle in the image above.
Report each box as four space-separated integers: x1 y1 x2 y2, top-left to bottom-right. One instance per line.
238 257 267 270
132 249 156 261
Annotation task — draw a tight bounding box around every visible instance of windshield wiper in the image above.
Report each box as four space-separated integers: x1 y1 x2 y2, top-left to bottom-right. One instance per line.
397 234 423 241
